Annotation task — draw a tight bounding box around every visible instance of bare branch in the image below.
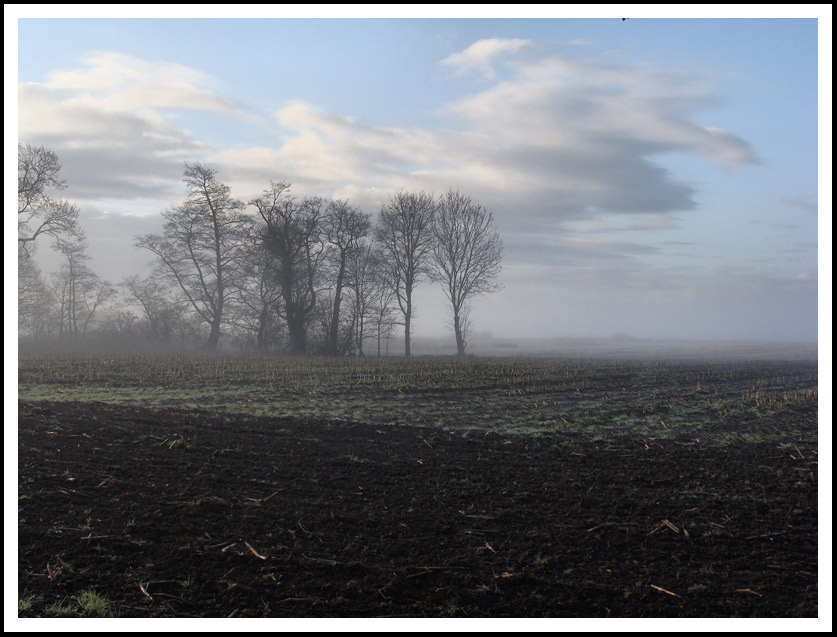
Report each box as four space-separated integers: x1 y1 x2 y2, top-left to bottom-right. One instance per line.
18 143 82 257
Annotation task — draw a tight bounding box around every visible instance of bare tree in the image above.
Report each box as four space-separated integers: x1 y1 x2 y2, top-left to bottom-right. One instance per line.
251 182 327 355
227 228 286 353
117 275 198 345
18 143 82 257
308 294 357 355
431 190 503 356
50 237 115 342
375 190 437 357
371 269 399 357
18 252 55 338
118 275 169 341
322 200 372 355
345 240 401 357
50 238 86 342
345 240 379 356
135 163 251 351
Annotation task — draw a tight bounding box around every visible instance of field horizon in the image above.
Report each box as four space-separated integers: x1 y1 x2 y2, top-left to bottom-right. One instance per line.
15 332 819 363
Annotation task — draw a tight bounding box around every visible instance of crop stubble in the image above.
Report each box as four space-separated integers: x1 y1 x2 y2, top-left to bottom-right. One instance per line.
18 355 818 617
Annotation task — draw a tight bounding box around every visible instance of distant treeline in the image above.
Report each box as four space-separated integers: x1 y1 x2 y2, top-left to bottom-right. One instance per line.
18 145 502 357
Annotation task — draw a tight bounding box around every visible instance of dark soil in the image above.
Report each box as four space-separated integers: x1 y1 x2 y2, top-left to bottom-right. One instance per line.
18 400 818 618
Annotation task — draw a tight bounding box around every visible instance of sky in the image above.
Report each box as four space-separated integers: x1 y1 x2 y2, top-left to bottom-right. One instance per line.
7 6 831 345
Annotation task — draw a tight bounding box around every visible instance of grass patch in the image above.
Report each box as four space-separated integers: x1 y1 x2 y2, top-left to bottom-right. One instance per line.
45 600 76 617
18 596 36 614
18 354 817 446
75 589 115 617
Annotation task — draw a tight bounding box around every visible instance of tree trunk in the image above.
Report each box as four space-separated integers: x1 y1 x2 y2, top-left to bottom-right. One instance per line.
453 309 466 356
206 320 222 351
404 309 411 358
287 313 308 355
327 259 346 355
356 313 365 357
255 306 269 352
403 287 412 358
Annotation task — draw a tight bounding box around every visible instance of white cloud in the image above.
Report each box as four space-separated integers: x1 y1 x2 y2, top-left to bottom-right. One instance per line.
441 55 755 165
42 51 242 117
439 38 533 80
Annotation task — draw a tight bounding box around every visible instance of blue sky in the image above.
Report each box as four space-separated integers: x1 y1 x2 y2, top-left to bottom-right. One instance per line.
8 7 830 344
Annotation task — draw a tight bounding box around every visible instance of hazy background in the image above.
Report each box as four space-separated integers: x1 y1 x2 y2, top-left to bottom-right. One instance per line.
8 8 828 347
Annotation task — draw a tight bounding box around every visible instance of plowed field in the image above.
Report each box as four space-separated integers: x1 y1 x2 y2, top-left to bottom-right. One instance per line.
17 356 819 618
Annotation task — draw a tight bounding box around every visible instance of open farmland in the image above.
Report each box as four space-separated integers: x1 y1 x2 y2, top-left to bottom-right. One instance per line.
17 354 819 618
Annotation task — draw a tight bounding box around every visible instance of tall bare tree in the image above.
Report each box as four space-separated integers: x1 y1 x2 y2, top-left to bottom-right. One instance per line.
18 143 81 257
251 182 327 355
432 190 503 356
375 190 436 357
135 163 250 351
323 200 372 355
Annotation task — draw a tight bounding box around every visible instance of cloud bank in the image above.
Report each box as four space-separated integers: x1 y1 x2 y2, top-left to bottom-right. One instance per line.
19 42 756 216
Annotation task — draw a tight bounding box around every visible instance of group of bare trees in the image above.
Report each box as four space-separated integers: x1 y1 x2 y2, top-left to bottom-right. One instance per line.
373 188 503 356
18 146 503 357
18 144 116 344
